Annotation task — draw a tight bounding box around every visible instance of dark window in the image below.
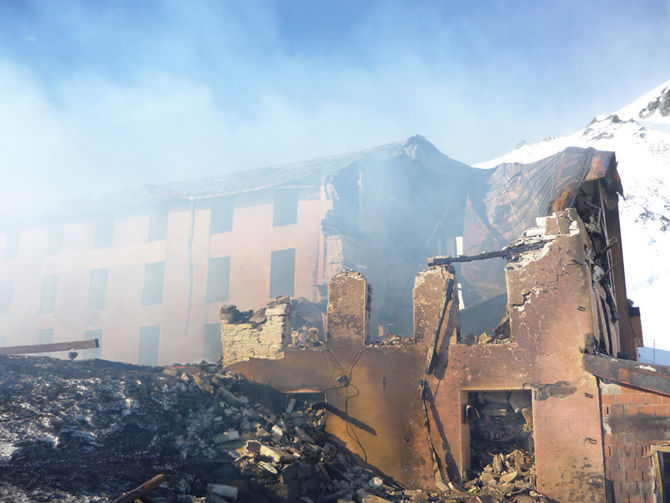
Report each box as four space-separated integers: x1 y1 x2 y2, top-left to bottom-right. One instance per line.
4 230 18 260
94 218 114 249
203 323 223 362
138 326 160 366
36 329 54 345
656 447 670 503
47 223 63 255
83 329 102 359
88 269 108 310
148 205 169 241
273 189 298 227
39 275 58 314
210 197 234 234
270 248 295 297
206 257 231 302
142 262 165 306
0 280 13 316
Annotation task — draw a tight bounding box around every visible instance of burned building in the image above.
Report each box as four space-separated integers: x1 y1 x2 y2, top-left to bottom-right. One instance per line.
0 136 477 364
221 148 670 502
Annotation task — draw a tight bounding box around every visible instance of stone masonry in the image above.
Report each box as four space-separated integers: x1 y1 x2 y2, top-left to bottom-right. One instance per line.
220 296 291 366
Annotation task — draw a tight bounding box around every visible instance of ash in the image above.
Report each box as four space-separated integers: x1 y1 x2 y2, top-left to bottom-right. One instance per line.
0 355 409 503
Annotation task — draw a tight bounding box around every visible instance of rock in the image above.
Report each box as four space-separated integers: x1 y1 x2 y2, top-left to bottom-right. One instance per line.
259 461 278 475
360 494 392 503
296 463 314 479
213 430 241 443
492 454 504 474
479 472 495 485
259 444 295 463
368 476 384 488
500 470 518 484
406 489 429 502
207 482 238 501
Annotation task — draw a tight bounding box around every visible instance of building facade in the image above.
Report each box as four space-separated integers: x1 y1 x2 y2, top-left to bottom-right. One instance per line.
0 137 643 367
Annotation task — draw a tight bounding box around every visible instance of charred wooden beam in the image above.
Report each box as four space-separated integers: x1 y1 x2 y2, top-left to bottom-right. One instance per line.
111 474 166 503
0 339 99 355
428 240 549 266
583 353 670 397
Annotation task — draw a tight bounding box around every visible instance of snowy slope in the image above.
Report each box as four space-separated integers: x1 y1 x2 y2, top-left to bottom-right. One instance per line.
476 80 670 351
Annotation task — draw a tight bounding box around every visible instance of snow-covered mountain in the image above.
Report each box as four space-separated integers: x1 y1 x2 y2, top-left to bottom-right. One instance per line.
476 81 670 352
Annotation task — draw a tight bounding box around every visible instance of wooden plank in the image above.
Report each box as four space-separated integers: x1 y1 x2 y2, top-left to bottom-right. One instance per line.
0 339 99 355
583 353 670 396
111 474 166 503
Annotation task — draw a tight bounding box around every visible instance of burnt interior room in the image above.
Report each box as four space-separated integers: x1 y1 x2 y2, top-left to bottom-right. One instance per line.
466 391 534 479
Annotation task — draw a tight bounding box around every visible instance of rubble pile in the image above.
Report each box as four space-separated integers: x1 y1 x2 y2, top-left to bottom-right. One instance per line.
288 298 325 349
0 355 405 503
0 355 548 502
463 449 540 502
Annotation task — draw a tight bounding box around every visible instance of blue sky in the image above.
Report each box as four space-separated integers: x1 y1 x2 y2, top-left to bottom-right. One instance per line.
1 0 669 209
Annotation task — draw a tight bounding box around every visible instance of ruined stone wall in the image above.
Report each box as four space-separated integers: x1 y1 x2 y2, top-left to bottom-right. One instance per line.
220 298 291 365
601 382 670 502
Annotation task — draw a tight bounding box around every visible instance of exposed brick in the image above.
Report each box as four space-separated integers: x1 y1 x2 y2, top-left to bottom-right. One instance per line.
623 480 640 493
623 457 637 469
614 393 632 405
654 404 670 417
635 456 652 470
611 404 625 416
630 393 648 405
627 495 646 503
626 469 644 481
601 393 614 405
638 405 656 416
609 469 625 482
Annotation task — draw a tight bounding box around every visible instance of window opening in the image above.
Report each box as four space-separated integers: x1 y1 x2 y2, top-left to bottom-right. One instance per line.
655 448 670 503
138 326 160 366
47 223 63 255
4 230 18 260
94 218 114 249
270 248 295 297
148 205 169 241
39 275 58 314
83 329 103 359
142 262 165 306
0 280 13 316
88 268 108 310
210 197 234 234
273 188 298 227
203 323 223 362
36 329 54 345
207 257 231 302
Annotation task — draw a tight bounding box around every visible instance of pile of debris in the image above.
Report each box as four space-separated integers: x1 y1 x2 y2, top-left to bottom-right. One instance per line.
0 355 404 503
464 450 538 502
0 355 549 502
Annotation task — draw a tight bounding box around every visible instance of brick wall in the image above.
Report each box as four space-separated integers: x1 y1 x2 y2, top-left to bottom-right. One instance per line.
601 382 670 502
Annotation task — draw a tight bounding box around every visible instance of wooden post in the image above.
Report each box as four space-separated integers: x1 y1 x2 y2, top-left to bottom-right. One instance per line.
111 474 166 503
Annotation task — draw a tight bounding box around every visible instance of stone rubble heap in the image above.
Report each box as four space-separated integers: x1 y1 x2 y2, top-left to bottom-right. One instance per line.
0 355 548 502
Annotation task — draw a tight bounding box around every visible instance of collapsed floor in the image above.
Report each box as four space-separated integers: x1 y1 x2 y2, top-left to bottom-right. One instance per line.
0 355 552 503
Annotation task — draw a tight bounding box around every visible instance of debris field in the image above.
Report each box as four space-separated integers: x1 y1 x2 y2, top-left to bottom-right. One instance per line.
0 355 549 502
